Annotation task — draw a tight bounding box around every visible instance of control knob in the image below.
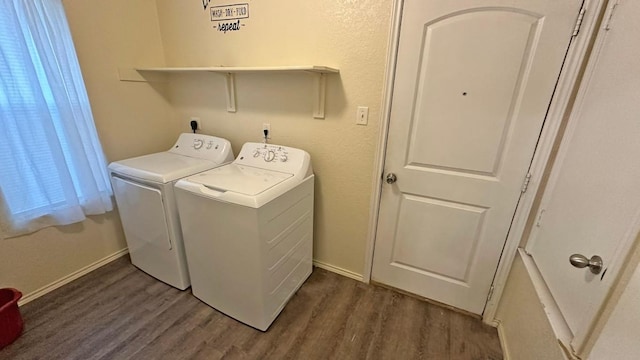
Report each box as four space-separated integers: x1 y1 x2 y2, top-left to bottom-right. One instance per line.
264 150 276 162
193 139 204 150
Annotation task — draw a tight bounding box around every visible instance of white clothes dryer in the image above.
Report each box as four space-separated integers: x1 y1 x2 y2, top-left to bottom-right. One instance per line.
108 133 233 290
174 142 314 331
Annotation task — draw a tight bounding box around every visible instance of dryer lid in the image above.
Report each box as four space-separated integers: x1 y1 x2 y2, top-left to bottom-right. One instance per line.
187 164 293 196
108 152 218 183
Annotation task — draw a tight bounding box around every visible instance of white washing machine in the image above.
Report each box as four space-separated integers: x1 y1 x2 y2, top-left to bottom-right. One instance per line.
108 133 233 290
174 142 314 331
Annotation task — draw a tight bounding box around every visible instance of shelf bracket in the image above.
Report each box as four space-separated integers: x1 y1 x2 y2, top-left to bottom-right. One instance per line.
224 73 237 113
312 73 327 119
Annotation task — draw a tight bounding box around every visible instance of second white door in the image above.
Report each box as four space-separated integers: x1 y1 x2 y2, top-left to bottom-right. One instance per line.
526 1 640 353
372 0 583 314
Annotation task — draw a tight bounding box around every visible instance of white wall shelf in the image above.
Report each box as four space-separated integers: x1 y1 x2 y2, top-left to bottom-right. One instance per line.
118 66 340 119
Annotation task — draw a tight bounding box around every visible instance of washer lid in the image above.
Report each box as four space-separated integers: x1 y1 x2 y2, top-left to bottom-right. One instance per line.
108 152 218 183
188 164 293 196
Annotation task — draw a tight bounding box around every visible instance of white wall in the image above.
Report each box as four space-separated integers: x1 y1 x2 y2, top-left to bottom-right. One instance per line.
64 0 179 161
154 0 393 276
0 214 126 300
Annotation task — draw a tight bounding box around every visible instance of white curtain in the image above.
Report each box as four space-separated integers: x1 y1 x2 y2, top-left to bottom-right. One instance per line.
0 0 112 238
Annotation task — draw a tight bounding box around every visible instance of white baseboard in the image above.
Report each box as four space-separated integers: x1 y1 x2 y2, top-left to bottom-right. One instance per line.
17 253 361 306
495 320 511 360
313 260 364 282
19 248 129 306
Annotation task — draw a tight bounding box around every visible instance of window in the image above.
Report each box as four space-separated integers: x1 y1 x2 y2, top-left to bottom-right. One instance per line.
0 0 112 237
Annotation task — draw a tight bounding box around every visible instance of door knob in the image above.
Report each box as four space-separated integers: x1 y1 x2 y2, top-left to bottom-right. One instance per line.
569 254 603 274
386 173 397 184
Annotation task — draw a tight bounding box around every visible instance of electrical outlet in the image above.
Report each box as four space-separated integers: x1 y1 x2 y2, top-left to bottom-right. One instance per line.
356 106 369 125
263 123 271 139
190 117 200 131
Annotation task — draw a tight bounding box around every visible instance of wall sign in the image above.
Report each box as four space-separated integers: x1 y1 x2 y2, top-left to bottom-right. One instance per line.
203 1 250 33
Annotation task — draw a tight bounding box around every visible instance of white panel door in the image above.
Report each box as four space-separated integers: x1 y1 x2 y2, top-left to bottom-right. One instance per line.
372 0 582 314
526 0 640 351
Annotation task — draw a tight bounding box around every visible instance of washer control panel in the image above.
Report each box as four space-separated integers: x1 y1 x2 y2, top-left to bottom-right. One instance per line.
251 145 289 163
235 142 311 177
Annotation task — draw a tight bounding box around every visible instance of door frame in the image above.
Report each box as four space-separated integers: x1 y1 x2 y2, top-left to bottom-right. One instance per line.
363 0 608 324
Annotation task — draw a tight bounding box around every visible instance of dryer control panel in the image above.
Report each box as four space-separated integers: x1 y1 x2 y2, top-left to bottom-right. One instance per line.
169 133 234 164
234 142 312 179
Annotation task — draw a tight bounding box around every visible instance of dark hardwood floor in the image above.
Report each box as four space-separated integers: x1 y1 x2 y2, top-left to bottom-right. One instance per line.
0 256 502 359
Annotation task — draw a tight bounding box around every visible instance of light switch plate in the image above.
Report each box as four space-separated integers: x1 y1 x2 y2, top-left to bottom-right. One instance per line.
356 106 369 125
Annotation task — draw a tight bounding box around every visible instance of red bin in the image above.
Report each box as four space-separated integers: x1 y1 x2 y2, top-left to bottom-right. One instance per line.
0 288 23 349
